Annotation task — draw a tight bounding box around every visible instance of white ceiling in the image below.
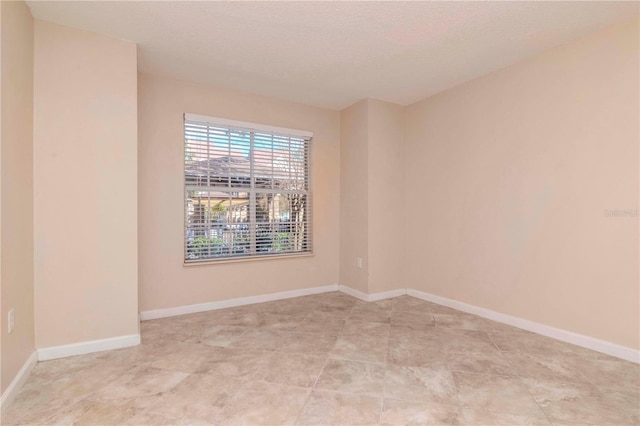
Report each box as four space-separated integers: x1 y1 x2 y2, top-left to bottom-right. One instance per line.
27 1 639 110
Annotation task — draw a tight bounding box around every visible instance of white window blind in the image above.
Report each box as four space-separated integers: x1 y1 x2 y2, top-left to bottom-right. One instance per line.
184 114 313 263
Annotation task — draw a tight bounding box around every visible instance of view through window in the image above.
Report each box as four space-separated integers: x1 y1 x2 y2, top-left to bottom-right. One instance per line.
184 114 312 262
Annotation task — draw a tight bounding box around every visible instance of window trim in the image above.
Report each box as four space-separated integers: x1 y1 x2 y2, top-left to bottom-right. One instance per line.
185 113 313 139
183 113 314 264
183 251 314 267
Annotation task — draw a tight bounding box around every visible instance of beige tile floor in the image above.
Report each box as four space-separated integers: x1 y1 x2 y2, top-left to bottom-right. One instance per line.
2 292 639 425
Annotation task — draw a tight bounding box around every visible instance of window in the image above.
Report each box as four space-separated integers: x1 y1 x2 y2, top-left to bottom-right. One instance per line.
184 114 313 263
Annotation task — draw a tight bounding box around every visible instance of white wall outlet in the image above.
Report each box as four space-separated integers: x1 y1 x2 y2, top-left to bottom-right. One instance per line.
356 257 363 268
8 308 15 334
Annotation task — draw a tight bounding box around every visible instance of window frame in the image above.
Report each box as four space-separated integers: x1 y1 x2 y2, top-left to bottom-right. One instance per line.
183 113 314 265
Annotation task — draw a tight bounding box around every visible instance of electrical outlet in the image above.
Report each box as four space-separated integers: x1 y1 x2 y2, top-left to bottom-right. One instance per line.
8 308 15 334
356 257 363 268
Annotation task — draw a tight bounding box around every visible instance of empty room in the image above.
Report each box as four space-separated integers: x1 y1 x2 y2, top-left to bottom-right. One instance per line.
1 1 639 425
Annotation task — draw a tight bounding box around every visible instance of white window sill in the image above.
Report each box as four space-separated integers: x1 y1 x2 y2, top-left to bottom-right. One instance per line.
183 252 314 267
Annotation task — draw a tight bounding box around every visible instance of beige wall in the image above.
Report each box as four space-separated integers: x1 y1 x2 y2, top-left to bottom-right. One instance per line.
367 99 405 293
339 99 405 294
33 21 139 348
1 0 35 394
0 7 634 377
404 19 639 349
339 100 369 293
138 73 340 311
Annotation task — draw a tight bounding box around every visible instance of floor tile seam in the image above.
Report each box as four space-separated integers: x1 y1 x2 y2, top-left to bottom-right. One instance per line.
188 369 253 381
381 394 471 424
226 341 285 352
491 346 544 363
447 348 510 358
60 368 141 408
247 354 272 382
510 365 594 387
14 294 634 426
484 329 507 353
570 363 619 397
378 383 385 425
498 346 585 365
332 334 392 349
543 411 637 426
214 327 250 348
294 355 333 425
219 378 316 422
309 355 333 391
443 347 503 356
274 349 335 357
338 331 392 340
214 345 275 355
267 351 329 361
346 317 391 326
324 355 387 367
512 373 555 425
343 303 357 321
534 390 635 425
515 370 610 392
10 406 59 426
461 405 553 424
327 356 387 369
282 328 342 336
383 319 392 366
396 317 437 333
242 377 316 394
390 311 436 323
596 386 640 415
257 374 324 390
139 396 219 425
381 394 463 409
242 327 295 334
87 393 161 416
21 366 92 387
307 387 384 400
451 369 545 382
22 392 95 424
439 350 465 409
378 318 393 425
0 400 51 425
446 366 519 378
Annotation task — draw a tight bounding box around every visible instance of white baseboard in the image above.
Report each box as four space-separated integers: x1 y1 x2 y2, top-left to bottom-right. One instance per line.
140 284 339 321
138 280 638 364
0 351 37 414
140 283 402 320
337 284 370 301
37 334 141 361
368 288 407 301
407 289 640 364
338 285 407 302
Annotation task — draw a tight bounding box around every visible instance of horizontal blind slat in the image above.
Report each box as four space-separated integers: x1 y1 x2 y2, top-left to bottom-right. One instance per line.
185 116 313 262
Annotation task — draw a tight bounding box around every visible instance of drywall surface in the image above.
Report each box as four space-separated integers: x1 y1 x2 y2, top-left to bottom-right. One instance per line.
137 73 340 311
405 19 639 349
33 21 139 348
367 99 405 293
1 0 35 395
339 100 369 293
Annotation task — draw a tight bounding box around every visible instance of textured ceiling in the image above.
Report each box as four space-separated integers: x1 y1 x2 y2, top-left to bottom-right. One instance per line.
27 1 639 110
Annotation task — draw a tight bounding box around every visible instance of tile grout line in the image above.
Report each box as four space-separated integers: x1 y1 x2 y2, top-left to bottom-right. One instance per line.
441 347 466 420
292 349 331 425
378 306 394 425
568 362 639 425
8 293 638 425
292 296 351 425
515 373 555 426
